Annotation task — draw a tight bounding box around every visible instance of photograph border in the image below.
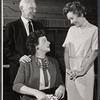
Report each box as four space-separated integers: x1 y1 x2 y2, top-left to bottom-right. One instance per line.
1 0 100 100
98 0 100 99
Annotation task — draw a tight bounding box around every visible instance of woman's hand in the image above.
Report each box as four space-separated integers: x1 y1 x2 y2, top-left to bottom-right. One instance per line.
36 91 47 100
74 70 85 77
40 95 51 100
66 69 77 80
41 94 59 100
69 70 76 80
54 85 65 99
70 70 86 81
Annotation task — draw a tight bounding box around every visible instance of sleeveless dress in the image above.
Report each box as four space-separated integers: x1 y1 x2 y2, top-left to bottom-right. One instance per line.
62 25 98 100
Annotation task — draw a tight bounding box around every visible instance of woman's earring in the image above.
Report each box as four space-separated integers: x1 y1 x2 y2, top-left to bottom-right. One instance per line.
37 47 39 50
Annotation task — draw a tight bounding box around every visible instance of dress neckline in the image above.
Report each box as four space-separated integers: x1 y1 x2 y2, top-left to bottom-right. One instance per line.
35 55 49 70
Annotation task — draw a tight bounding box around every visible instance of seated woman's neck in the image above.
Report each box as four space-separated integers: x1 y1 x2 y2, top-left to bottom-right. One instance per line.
35 52 46 59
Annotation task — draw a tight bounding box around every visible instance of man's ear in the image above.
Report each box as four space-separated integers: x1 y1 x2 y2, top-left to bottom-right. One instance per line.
19 6 23 12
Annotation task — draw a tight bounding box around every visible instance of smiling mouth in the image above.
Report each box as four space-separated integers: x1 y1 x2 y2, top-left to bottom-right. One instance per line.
47 46 50 48
29 12 35 16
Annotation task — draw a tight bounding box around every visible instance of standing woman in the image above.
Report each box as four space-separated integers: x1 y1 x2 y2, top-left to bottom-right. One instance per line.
13 30 65 100
62 1 98 100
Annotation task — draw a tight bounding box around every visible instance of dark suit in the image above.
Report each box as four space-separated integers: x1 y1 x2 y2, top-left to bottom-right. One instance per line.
4 18 43 83
3 18 43 100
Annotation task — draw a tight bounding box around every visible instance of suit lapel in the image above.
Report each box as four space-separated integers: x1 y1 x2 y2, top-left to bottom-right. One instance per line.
18 18 27 38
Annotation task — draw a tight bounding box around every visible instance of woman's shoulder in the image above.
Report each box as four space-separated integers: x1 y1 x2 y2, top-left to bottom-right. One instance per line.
47 56 58 63
19 62 30 69
69 26 77 29
68 26 77 32
20 62 30 65
88 23 98 30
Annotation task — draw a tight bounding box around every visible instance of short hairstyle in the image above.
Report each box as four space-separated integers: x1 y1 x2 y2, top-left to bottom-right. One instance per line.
26 30 46 55
63 1 86 17
19 0 35 8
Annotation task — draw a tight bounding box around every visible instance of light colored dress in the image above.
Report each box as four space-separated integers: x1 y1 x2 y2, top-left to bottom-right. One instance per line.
62 25 98 100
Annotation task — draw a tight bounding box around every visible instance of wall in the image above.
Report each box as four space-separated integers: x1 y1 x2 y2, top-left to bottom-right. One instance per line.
3 0 97 27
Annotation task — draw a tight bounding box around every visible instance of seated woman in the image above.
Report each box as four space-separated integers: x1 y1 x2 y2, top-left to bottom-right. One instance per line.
13 30 65 100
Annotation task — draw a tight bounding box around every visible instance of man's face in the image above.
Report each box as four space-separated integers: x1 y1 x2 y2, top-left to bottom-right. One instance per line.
21 2 36 20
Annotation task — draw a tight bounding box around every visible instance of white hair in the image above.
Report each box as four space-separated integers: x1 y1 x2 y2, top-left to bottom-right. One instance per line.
19 0 35 8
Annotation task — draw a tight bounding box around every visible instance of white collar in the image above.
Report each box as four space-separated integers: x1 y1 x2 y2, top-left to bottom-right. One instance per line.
21 16 29 25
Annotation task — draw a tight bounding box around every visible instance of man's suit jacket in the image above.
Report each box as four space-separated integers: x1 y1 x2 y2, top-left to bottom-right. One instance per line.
3 18 43 83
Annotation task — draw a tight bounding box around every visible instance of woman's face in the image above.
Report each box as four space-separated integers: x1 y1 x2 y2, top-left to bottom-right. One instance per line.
37 36 50 53
67 11 82 27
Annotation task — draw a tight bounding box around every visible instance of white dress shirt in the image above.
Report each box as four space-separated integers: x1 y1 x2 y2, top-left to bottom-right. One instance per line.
21 16 34 36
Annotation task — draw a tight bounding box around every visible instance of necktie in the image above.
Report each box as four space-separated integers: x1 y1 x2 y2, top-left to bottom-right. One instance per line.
41 59 49 87
28 21 33 34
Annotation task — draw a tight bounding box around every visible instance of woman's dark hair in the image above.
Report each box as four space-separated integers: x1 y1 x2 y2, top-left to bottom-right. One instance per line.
26 30 46 55
63 1 86 17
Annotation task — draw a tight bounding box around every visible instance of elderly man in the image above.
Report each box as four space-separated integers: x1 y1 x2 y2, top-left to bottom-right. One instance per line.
3 0 43 99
